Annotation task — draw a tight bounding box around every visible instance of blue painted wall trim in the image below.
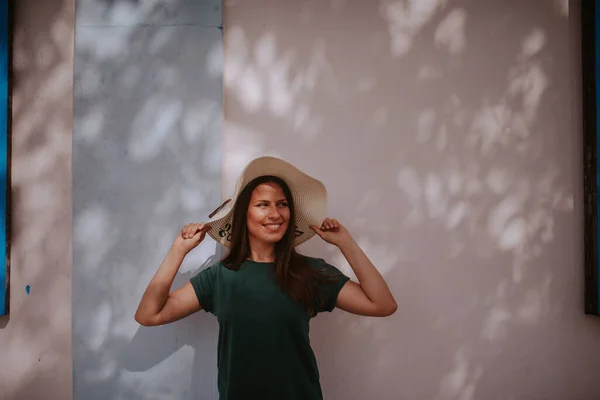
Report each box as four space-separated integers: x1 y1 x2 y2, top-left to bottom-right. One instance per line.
0 1 8 316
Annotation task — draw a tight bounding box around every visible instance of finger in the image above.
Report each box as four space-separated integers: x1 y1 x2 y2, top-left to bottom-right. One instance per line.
332 219 339 228
191 223 210 238
310 225 324 237
188 223 204 238
192 223 202 235
188 224 197 238
192 229 203 242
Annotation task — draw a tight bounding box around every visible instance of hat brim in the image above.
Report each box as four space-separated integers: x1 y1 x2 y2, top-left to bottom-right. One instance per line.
205 156 327 248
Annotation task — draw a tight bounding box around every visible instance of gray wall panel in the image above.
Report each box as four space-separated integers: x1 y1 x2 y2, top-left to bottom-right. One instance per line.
73 1 222 398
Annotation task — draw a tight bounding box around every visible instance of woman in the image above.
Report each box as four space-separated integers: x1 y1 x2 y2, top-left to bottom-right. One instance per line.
135 156 397 400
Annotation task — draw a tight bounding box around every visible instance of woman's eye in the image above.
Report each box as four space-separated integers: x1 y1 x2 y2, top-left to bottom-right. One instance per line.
279 203 288 207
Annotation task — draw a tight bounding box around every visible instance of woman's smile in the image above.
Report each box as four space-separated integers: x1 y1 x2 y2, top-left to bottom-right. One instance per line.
263 223 283 232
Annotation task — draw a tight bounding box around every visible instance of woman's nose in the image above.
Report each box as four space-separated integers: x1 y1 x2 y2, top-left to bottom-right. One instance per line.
268 205 281 218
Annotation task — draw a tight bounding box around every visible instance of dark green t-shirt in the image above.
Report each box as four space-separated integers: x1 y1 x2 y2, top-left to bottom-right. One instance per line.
190 255 350 400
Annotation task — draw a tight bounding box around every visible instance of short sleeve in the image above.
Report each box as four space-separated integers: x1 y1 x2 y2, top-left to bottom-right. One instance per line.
190 264 218 313
312 258 350 313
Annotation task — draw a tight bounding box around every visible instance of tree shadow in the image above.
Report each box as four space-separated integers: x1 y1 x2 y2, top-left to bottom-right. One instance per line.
73 0 223 398
1 0 75 398
73 251 221 400
223 0 600 399
22 0 600 399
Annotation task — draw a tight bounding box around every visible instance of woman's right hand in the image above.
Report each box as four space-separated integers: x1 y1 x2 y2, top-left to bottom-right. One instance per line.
173 222 211 254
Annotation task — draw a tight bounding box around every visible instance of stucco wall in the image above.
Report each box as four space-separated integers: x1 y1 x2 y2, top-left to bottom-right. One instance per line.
2 0 600 399
72 1 223 399
223 0 600 399
0 0 74 399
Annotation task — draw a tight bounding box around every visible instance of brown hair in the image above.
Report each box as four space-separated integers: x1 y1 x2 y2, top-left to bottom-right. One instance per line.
221 175 335 315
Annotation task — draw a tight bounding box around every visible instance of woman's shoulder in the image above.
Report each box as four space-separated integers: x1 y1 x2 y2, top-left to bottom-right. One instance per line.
296 253 349 287
295 253 338 271
295 253 324 265
203 259 226 270
192 260 226 277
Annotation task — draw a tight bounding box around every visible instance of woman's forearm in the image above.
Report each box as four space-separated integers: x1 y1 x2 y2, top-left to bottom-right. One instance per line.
134 244 187 324
337 238 397 312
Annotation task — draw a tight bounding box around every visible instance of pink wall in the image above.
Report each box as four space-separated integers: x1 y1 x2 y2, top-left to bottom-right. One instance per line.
2 0 600 399
0 0 74 399
224 0 600 398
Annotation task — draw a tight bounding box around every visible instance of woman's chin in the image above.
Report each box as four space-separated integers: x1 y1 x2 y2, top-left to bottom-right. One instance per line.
260 232 286 244
265 235 285 243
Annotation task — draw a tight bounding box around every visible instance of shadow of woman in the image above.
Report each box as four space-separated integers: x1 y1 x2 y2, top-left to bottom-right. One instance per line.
113 249 222 399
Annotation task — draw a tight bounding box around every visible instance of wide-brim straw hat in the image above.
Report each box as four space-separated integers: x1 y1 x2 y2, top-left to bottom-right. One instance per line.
205 156 327 248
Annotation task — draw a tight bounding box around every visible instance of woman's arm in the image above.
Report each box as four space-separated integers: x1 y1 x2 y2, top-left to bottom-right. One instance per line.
335 238 397 316
311 218 397 317
134 223 211 326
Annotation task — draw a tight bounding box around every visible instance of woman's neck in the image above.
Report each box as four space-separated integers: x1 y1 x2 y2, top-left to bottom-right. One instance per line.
247 238 276 262
248 254 274 263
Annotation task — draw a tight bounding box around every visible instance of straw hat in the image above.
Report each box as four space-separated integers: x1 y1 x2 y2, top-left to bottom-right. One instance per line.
205 156 327 248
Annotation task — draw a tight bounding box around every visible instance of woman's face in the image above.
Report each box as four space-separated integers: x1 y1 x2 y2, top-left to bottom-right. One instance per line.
246 182 290 246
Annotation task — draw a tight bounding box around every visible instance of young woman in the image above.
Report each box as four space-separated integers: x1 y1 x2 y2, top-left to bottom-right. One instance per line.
135 157 396 400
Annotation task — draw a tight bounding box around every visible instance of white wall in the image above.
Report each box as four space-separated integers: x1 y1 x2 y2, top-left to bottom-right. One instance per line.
223 0 600 399
73 1 222 399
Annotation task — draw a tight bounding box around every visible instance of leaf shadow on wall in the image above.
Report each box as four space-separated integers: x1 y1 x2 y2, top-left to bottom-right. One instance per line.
3 0 75 398
223 0 600 399
72 0 223 399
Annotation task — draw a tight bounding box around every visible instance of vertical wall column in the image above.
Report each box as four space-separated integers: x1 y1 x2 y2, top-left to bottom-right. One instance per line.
73 1 223 399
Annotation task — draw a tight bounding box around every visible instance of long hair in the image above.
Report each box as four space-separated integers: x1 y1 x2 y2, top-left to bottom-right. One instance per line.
221 175 335 315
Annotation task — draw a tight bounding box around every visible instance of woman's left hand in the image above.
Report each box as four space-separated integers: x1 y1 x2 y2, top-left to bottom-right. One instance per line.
310 218 353 248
